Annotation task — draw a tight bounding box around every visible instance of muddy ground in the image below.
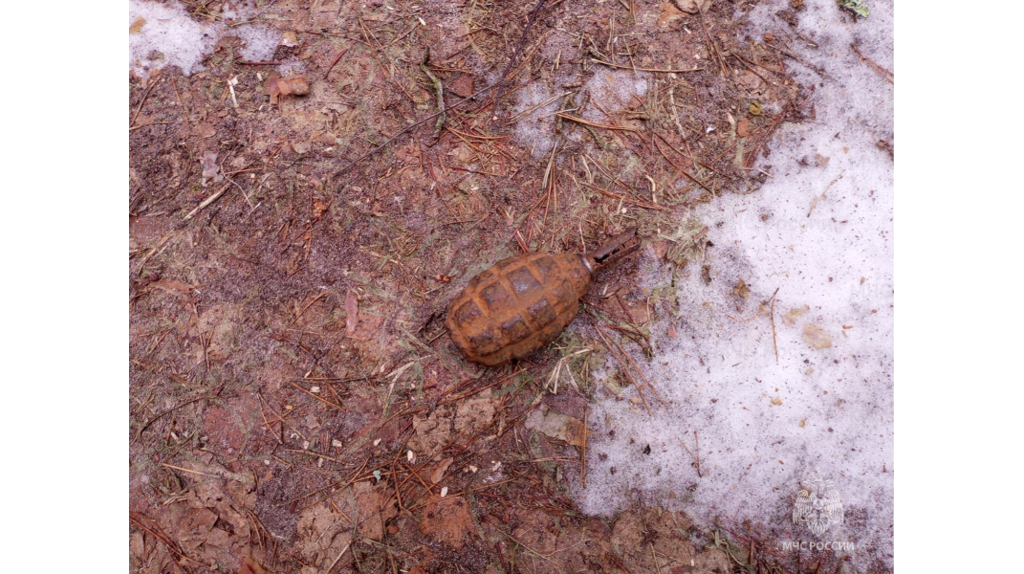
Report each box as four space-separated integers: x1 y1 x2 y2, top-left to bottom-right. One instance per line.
127 0 858 572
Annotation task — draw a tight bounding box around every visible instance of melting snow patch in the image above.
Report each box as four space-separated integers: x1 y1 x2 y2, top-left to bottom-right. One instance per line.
576 0 894 569
129 0 221 77
129 0 281 77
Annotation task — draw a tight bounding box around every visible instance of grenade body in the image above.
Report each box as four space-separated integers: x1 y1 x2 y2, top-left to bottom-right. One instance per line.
446 252 591 366
446 228 639 366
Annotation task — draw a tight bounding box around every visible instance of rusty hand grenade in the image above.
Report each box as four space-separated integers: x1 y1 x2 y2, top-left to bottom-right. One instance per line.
445 228 639 366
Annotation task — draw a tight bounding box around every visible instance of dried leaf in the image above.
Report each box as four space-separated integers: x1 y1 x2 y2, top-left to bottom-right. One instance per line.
129 16 146 34
268 75 311 104
673 0 712 15
733 279 749 299
524 407 587 450
782 305 810 326
431 457 455 484
737 118 751 138
657 2 686 26
802 323 832 349
345 289 359 335
838 0 869 18
449 74 475 98
200 151 223 185
281 31 299 47
238 557 267 574
313 199 328 220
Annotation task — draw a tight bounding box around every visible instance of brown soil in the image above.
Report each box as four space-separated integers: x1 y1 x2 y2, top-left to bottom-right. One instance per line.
129 0 824 572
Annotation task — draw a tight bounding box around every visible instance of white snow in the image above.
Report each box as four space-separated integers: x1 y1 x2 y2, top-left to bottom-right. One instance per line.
129 0 282 77
129 0 221 77
576 0 894 569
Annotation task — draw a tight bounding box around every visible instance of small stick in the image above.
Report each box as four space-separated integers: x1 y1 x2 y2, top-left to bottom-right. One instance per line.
334 80 512 176
555 113 638 132
324 45 351 79
769 287 780 363
489 0 550 123
182 182 230 221
508 90 572 122
590 58 703 74
807 170 844 218
693 431 702 477
419 50 446 140
130 71 163 128
581 406 588 487
159 463 217 477
594 323 652 415
652 132 716 195
579 181 670 213
851 43 894 84
696 5 728 76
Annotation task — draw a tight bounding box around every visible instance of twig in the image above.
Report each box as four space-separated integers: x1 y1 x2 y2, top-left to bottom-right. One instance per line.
764 41 827 77
325 541 351 573
334 80 511 176
419 50 446 140
136 392 209 439
183 182 231 221
324 45 351 79
590 58 703 74
130 71 163 128
579 181 670 213
851 43 894 84
769 287 779 363
652 132 716 195
508 90 572 122
129 512 203 570
677 431 702 477
489 0 550 123
581 406 588 488
593 323 652 415
696 5 728 76
555 113 638 132
807 171 844 218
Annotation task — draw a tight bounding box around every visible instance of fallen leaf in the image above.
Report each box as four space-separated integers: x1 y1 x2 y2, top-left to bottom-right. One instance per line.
281 31 299 47
736 118 751 137
419 495 473 548
838 0 869 18
196 122 217 139
345 289 359 335
313 198 328 220
267 76 310 104
450 74 475 98
200 151 223 185
802 323 832 349
430 457 454 484
673 0 712 15
733 279 749 299
657 2 686 26
238 557 267 574
129 16 146 34
782 305 810 326
524 406 587 451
